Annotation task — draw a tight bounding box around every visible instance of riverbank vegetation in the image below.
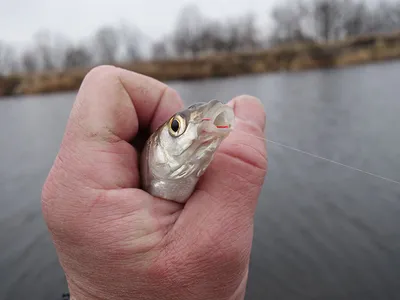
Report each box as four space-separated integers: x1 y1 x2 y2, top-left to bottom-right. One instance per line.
2 0 400 96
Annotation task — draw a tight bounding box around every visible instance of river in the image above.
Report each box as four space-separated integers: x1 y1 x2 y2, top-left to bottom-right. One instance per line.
1 61 400 300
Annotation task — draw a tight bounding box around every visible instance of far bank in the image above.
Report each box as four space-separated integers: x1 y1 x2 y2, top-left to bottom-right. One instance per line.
1 31 400 97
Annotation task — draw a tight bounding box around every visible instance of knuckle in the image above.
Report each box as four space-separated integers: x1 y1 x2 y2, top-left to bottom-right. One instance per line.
84 65 118 82
221 141 267 175
79 65 120 91
40 153 78 230
158 86 184 113
236 94 261 104
166 86 180 100
41 169 59 227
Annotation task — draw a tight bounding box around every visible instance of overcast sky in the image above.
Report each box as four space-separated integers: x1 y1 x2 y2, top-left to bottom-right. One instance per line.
0 0 277 47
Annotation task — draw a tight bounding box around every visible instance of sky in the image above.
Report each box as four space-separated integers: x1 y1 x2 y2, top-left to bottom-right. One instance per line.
0 0 277 47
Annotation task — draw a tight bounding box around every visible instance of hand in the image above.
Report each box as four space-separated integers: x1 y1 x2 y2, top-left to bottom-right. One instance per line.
41 65 267 300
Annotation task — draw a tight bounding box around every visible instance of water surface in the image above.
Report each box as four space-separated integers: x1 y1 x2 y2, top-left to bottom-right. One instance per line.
1 62 400 300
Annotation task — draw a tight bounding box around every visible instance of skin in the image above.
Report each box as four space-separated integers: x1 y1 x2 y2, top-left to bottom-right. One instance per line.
41 65 268 300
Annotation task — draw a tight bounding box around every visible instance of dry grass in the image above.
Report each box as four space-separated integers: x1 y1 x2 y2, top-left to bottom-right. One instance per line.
2 31 400 97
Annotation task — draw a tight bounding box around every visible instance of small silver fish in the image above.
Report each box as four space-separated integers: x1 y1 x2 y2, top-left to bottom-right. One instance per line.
140 99 235 203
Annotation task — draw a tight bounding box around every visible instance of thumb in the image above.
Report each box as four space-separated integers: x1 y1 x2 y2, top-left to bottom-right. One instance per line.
191 94 267 217
167 95 267 266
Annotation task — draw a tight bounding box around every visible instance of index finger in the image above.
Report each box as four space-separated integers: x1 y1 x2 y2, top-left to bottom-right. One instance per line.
68 65 184 144
50 65 183 190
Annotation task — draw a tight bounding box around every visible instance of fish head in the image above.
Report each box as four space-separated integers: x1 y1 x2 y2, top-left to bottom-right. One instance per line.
151 99 235 179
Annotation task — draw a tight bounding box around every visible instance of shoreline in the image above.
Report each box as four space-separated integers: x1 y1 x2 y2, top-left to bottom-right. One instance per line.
1 31 400 97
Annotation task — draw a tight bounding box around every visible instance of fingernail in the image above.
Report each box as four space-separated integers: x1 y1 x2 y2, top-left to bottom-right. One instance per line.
228 95 266 132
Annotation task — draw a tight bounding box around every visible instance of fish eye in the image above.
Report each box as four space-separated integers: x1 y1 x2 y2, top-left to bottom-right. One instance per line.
171 119 179 132
168 115 186 137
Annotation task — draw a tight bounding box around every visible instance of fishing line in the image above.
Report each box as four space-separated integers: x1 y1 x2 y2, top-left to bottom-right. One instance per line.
234 128 400 185
266 139 400 186
234 127 399 185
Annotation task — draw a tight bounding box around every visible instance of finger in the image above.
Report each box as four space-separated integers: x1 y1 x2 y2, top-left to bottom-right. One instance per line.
190 94 267 218
170 95 267 230
162 96 267 283
68 65 184 143
48 65 184 191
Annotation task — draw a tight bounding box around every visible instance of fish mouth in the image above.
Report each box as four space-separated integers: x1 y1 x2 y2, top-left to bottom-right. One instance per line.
168 100 234 179
199 100 235 136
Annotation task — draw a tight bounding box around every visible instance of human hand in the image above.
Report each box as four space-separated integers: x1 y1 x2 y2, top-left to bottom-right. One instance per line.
41 66 267 300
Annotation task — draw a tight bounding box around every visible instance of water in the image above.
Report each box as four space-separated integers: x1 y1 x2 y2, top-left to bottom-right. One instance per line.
1 61 400 300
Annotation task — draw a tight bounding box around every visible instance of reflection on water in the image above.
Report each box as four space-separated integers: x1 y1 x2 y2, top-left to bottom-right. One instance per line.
1 62 400 300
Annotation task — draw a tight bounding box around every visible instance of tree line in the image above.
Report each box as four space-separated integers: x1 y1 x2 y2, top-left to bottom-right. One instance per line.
1 0 400 75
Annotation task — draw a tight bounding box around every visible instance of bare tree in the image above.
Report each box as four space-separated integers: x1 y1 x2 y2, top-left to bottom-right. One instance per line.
367 1 400 33
268 0 388 43
171 11 260 55
156 33 177 58
342 1 369 36
0 41 17 75
33 30 71 71
239 13 260 51
64 45 93 69
34 30 55 71
190 20 222 54
269 0 311 45
224 19 242 52
94 26 120 64
173 3 206 57
118 22 144 61
311 0 400 39
52 33 72 70
21 49 39 73
311 0 350 41
206 21 228 53
152 40 168 60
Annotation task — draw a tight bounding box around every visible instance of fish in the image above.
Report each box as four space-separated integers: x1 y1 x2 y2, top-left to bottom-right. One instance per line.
140 99 235 203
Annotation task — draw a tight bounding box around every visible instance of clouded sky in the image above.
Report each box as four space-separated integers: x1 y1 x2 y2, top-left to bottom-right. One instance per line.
0 0 276 46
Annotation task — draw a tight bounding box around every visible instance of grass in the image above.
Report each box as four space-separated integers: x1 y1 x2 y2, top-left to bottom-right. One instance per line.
2 31 400 97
